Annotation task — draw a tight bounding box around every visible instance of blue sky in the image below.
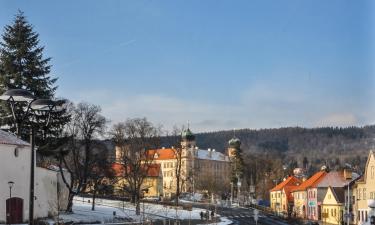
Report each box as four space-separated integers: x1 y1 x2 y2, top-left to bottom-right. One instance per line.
0 1 374 132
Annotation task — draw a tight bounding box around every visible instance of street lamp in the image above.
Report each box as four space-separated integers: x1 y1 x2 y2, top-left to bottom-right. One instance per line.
0 89 56 225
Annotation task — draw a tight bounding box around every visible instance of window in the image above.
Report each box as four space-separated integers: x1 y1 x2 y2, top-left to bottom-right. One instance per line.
371 166 374 179
364 188 367 199
14 147 19 157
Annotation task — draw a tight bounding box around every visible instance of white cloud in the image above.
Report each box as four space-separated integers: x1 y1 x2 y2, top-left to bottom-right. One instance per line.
316 113 358 127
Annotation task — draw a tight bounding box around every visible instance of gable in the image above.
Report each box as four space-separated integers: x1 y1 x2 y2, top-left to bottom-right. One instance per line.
364 151 375 184
323 187 338 205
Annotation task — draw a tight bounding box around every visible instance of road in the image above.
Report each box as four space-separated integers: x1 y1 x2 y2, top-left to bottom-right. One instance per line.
215 206 291 225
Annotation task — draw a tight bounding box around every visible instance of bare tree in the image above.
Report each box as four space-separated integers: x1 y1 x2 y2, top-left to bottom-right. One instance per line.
57 102 107 212
111 118 161 215
87 142 116 211
169 126 185 207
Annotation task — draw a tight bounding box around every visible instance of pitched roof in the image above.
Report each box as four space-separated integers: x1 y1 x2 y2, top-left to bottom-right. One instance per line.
0 130 30 146
293 171 327 192
331 187 345 203
270 176 301 192
315 171 360 188
148 148 229 162
112 163 161 177
148 148 176 160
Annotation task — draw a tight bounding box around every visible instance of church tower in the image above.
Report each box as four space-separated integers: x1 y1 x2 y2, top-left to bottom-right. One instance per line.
228 137 241 158
181 128 196 149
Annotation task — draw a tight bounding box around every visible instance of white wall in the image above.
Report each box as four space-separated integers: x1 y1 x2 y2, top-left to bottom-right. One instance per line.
35 167 58 218
0 143 71 223
0 144 31 223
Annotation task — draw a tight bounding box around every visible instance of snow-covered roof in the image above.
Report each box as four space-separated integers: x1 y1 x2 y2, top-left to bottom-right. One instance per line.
196 149 228 162
0 129 30 146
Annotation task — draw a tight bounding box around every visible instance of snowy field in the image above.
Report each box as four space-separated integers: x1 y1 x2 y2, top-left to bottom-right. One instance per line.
56 197 231 224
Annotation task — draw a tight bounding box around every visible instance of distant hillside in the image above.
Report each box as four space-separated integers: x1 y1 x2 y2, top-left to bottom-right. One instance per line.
161 125 375 171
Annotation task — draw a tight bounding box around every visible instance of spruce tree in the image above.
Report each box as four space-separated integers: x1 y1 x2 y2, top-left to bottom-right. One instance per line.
0 11 68 148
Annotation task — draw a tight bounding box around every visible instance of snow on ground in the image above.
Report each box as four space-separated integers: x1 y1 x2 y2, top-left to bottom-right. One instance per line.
59 197 209 223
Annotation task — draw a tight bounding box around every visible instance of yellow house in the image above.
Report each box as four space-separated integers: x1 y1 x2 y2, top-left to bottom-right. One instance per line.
321 186 344 225
112 163 163 198
353 150 375 225
270 176 301 216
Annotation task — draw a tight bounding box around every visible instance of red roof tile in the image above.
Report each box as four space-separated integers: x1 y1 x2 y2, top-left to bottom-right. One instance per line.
270 176 301 192
293 171 327 192
112 163 161 177
148 148 176 160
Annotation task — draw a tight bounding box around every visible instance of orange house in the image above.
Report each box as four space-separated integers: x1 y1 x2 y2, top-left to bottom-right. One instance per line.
270 176 301 216
112 163 163 198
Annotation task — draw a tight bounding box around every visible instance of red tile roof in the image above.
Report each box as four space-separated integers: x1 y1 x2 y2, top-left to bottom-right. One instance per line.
270 176 301 192
112 163 161 177
148 148 176 160
293 171 327 192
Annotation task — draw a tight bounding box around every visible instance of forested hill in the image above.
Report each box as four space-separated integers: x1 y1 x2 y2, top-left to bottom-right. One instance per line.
161 126 375 171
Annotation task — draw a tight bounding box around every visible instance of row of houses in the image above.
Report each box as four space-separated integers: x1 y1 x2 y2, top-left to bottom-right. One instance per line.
270 151 375 225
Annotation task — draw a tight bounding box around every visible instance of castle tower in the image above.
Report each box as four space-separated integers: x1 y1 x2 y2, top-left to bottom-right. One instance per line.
181 128 196 149
228 137 241 158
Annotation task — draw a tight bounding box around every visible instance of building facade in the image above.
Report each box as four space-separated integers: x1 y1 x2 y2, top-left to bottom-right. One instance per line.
353 150 375 225
147 128 231 198
321 186 345 225
0 130 69 223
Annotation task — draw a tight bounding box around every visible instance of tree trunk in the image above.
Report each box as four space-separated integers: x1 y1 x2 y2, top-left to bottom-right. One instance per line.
66 192 75 212
135 194 140 215
91 190 96 211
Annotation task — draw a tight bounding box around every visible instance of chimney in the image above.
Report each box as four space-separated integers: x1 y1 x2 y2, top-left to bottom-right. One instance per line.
344 168 352 180
208 148 212 158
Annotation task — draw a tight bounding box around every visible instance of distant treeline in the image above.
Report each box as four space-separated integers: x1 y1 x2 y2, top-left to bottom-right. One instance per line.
160 125 375 173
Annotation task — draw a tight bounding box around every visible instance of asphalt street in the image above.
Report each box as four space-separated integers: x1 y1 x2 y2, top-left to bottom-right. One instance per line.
215 206 291 225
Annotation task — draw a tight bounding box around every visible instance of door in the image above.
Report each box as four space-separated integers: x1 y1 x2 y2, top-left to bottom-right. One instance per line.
318 205 321 220
6 197 23 224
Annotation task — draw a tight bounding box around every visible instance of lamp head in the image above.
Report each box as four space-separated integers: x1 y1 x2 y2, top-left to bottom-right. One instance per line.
30 99 55 111
0 89 35 102
8 181 14 188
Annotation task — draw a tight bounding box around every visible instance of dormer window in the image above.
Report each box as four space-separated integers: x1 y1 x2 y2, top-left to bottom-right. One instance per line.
154 153 159 159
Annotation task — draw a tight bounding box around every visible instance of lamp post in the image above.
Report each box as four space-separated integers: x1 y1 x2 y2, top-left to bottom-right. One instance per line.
0 89 57 225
